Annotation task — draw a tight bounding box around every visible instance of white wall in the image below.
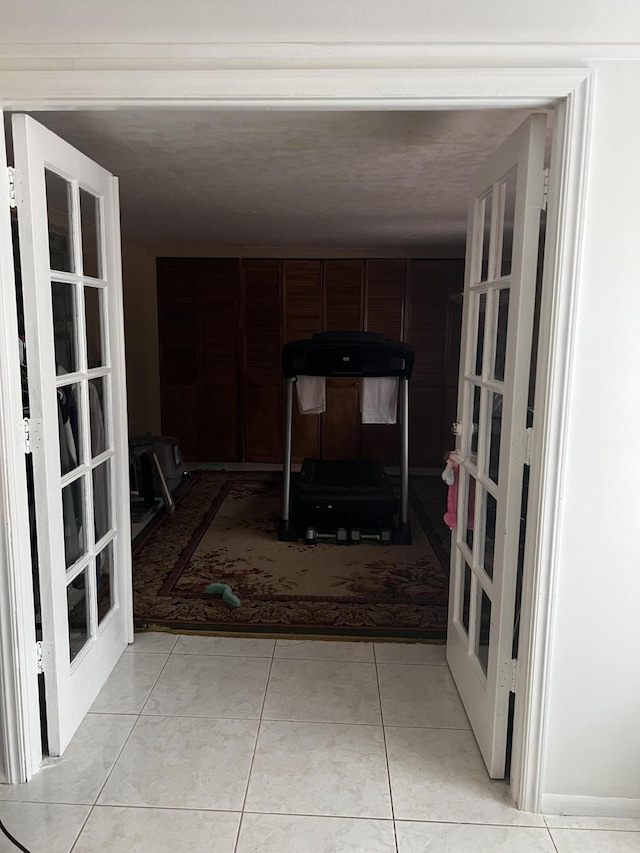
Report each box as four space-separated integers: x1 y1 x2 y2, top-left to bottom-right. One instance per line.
1 0 639 45
539 60 640 814
1 0 640 811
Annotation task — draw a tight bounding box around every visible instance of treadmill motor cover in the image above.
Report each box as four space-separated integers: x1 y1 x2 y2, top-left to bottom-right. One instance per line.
293 459 399 527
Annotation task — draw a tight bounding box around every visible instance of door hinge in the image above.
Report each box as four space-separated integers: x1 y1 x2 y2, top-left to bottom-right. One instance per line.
525 427 533 466
510 658 518 693
541 167 550 211
7 166 16 209
35 641 44 674
22 418 31 454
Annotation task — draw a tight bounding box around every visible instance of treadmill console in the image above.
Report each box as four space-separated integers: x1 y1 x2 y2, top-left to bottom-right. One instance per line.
282 331 415 379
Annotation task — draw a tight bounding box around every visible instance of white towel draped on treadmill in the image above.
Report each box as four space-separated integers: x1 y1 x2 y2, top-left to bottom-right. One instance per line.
295 376 326 414
361 377 399 424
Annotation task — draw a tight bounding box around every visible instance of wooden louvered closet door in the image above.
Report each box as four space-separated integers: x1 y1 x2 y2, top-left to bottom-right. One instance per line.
407 259 464 467
321 260 365 460
157 258 199 459
197 259 241 461
242 259 282 463
157 258 241 462
360 259 408 465
283 260 323 462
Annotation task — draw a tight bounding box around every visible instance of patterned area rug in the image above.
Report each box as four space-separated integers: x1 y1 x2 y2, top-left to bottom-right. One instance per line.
133 472 450 639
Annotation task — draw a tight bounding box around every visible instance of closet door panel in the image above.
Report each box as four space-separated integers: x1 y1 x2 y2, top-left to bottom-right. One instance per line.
244 386 281 463
360 424 400 466
197 259 241 460
198 385 239 462
243 259 282 463
157 258 199 459
407 259 464 467
157 258 197 385
323 259 364 331
321 379 361 460
284 260 322 462
361 259 407 462
161 384 198 460
409 387 446 468
364 259 407 339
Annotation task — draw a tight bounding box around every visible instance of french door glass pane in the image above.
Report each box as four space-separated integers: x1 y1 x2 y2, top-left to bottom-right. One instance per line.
80 189 101 279
461 561 472 635
97 540 115 625
67 568 90 662
474 293 486 376
464 474 477 553
45 170 74 273
58 383 82 475
483 492 497 580
500 170 518 277
89 377 108 457
92 460 111 544
470 384 481 456
85 286 104 369
62 477 85 568
487 392 503 483
480 192 493 282
52 282 77 374
493 289 510 382
475 586 492 676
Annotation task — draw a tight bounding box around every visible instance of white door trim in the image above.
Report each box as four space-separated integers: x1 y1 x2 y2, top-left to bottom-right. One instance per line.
509 74 594 813
0 114 43 783
0 60 594 802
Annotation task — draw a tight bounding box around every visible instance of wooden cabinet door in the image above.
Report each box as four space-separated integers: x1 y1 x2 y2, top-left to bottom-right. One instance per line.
157 258 199 459
407 259 464 467
242 259 282 463
283 260 322 462
197 259 241 461
320 260 365 460
360 259 408 465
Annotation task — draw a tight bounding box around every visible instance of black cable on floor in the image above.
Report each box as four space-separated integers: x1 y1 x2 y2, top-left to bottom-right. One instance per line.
0 816 32 852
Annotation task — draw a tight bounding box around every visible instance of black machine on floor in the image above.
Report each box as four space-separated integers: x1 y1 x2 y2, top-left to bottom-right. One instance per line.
278 331 415 545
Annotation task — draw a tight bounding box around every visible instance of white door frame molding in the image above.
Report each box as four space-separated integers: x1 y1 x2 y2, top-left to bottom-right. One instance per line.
0 115 43 783
0 60 594 801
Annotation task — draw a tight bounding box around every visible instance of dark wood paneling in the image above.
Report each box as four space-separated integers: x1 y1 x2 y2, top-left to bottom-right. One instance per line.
242 260 282 462
365 259 407 340
160 384 198 461
323 260 364 331
244 386 282 464
362 260 407 461
284 260 323 462
321 379 361 460
409 387 447 468
407 259 465 466
157 258 198 384
197 259 241 460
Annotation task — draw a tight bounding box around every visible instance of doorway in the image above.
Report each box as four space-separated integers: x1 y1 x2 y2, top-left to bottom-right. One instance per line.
0 70 592 816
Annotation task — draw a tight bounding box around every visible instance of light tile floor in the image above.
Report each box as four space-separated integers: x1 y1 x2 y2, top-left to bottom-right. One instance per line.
0 633 638 852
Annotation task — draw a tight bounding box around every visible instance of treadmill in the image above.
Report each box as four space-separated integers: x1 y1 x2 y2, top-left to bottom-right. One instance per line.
278 331 415 545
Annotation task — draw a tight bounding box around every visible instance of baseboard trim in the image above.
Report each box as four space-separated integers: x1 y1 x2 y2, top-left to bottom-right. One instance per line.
541 794 640 818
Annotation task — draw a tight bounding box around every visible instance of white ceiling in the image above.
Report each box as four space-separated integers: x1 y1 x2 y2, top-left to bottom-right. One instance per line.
12 108 539 254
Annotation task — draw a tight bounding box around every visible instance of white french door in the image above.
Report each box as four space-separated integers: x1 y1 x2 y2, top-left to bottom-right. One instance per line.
447 113 547 778
12 114 132 756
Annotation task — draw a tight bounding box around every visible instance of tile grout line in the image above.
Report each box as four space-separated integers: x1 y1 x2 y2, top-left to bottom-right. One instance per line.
232 638 277 853
373 643 400 853
72 640 178 848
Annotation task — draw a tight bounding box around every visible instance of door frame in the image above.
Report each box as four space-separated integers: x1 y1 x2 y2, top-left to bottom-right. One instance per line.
0 59 593 811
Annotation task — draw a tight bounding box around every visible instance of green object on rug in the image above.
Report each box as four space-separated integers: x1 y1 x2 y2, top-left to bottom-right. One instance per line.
205 582 241 609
